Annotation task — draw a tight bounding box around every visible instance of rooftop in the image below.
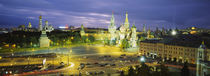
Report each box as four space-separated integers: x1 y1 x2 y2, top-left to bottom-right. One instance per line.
141 33 210 48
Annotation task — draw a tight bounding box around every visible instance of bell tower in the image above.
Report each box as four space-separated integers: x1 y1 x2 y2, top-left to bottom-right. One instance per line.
39 15 43 31
196 41 207 76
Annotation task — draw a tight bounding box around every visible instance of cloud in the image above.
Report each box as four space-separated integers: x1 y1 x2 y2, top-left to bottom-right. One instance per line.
0 0 210 30
88 13 111 17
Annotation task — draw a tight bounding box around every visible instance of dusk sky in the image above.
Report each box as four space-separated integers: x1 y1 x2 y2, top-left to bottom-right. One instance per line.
0 0 210 30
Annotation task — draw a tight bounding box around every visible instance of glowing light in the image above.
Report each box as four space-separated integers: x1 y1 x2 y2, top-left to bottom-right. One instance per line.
69 62 75 67
171 30 177 35
59 26 68 29
4 44 9 47
190 31 196 34
191 27 195 30
140 56 145 62
12 44 16 48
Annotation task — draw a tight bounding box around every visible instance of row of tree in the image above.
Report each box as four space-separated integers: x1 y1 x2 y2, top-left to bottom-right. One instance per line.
120 62 190 76
0 30 95 48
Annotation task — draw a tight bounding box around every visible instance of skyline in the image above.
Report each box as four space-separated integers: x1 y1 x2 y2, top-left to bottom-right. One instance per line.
0 0 210 30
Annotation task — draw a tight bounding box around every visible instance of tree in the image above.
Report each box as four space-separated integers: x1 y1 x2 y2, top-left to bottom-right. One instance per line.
81 36 87 43
88 35 95 43
181 62 190 76
72 32 81 43
120 39 129 49
155 63 169 76
128 66 135 76
120 70 125 76
138 63 151 76
18 25 25 29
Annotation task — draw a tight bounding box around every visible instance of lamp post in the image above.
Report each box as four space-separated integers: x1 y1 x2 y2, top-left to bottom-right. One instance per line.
140 56 145 63
68 49 72 65
32 48 35 64
171 30 177 36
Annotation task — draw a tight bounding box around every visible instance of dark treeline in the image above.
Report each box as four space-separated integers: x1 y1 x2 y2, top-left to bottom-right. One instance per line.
120 62 190 76
0 30 95 48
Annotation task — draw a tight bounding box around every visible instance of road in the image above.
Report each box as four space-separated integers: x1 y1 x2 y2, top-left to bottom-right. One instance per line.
0 45 195 75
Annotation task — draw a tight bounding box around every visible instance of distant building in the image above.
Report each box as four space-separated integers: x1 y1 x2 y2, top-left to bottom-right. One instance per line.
146 27 154 39
43 21 54 32
38 16 54 32
28 22 32 28
180 27 210 34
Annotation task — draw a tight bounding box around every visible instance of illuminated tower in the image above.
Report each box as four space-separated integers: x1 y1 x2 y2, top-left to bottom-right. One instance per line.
130 24 137 47
143 24 146 33
118 24 126 46
80 24 85 36
28 22 32 28
39 15 42 31
147 27 151 38
124 12 130 30
196 41 208 76
44 21 48 31
108 12 117 44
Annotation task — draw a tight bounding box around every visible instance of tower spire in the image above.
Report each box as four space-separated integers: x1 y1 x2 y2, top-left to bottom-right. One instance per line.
39 15 42 31
132 21 136 28
124 11 129 29
143 24 146 33
110 12 115 26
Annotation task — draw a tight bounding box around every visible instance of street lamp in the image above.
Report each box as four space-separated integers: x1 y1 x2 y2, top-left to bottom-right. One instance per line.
140 56 145 63
171 30 177 36
68 49 72 65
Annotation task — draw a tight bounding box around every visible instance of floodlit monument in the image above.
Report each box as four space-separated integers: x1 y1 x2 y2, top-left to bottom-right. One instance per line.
80 24 85 36
108 12 138 48
108 12 117 45
39 31 50 47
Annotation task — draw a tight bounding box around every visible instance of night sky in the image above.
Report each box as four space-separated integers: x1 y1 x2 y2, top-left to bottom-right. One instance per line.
0 0 210 30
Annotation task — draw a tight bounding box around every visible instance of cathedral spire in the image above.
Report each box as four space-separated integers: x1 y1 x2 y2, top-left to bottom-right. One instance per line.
110 12 115 26
124 11 129 29
143 24 146 33
132 21 136 28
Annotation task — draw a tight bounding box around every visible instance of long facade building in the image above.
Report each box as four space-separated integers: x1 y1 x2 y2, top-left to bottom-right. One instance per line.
139 39 210 64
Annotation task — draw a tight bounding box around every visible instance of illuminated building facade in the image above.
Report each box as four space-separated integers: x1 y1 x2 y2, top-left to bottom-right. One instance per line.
108 12 138 48
180 27 210 34
139 40 210 64
43 21 54 32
